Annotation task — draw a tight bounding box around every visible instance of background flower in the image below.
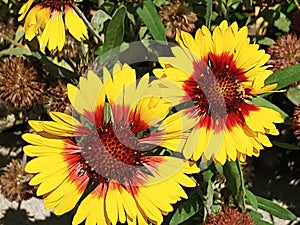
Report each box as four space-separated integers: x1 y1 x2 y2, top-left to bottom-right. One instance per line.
18 0 88 50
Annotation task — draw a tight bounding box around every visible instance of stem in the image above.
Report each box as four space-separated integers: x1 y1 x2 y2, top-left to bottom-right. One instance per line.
71 3 104 45
0 32 28 49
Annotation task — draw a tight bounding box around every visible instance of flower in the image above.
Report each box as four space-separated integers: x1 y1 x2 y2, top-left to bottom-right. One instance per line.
292 104 300 146
204 207 254 225
153 21 283 164
0 159 34 202
22 64 199 225
18 0 88 51
159 0 197 39
0 57 45 109
268 33 300 71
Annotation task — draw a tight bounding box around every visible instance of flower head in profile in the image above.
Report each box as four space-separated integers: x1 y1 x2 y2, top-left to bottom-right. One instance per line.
18 0 88 51
22 64 199 225
154 21 283 164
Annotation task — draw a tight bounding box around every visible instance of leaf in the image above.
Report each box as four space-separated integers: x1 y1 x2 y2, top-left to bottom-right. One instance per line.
274 12 290 33
272 141 299 150
102 6 126 54
265 64 300 91
245 189 258 210
257 37 275 46
169 198 200 225
286 86 300 105
223 161 246 211
31 51 77 81
153 0 167 7
0 46 31 57
252 97 289 121
248 210 273 225
256 196 297 220
205 0 213 28
137 0 167 42
91 10 111 33
97 6 126 67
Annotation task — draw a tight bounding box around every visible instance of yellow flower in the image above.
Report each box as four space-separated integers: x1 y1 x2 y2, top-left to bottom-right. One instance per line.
22 64 199 225
153 21 284 165
18 0 88 51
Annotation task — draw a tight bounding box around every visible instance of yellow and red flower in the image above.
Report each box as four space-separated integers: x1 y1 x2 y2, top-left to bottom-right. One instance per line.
154 21 284 164
18 0 88 51
22 64 199 225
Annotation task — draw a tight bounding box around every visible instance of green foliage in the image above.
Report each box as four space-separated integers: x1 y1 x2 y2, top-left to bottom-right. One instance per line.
265 64 300 91
169 198 202 225
137 0 167 42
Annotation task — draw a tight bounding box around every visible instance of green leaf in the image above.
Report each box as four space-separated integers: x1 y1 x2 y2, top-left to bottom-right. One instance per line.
102 6 126 54
286 86 300 105
274 12 290 33
205 0 213 28
153 0 167 7
97 6 126 66
91 10 111 33
169 198 200 225
256 196 297 220
0 46 31 57
265 64 300 90
32 51 77 81
223 161 246 211
249 210 273 225
137 0 167 42
252 97 289 121
257 37 275 46
272 141 299 150
245 189 258 210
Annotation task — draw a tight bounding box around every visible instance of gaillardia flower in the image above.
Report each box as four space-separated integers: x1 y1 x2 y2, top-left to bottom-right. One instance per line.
18 0 88 51
154 21 283 164
22 64 199 225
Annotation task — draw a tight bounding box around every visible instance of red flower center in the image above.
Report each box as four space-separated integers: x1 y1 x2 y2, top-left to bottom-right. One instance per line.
40 0 73 11
183 53 246 125
79 121 151 185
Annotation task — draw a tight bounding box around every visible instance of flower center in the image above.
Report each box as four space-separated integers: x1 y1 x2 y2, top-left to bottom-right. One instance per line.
184 54 245 122
40 0 73 11
79 121 150 185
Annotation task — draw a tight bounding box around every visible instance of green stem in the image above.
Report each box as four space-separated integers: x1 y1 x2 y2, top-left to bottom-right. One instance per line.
71 3 104 45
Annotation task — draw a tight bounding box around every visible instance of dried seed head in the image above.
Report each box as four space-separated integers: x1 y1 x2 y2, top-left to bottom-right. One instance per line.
204 207 254 225
0 57 45 109
0 159 34 202
159 0 197 39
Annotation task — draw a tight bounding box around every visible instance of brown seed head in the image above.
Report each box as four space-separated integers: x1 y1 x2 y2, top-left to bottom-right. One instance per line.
204 207 254 225
0 57 45 109
159 0 198 39
268 34 300 71
0 159 34 202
